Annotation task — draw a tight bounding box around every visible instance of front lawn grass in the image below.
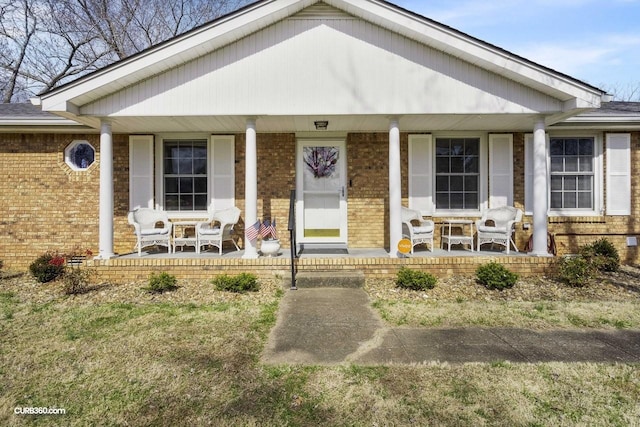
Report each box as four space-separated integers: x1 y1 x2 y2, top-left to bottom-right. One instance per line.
1 279 639 426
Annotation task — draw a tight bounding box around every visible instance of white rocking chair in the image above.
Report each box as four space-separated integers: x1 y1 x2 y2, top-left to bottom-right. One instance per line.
127 208 172 256
195 206 241 255
475 206 523 254
401 207 435 253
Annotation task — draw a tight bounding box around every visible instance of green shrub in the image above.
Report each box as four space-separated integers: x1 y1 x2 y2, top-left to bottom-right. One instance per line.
557 255 595 287
396 267 437 291
29 253 66 283
212 273 259 293
145 272 178 294
580 238 620 272
476 262 518 290
62 268 93 295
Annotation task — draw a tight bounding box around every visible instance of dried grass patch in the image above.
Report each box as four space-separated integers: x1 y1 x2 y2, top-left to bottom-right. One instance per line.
367 267 640 329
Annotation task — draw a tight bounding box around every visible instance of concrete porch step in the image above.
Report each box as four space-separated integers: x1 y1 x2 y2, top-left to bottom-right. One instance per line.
290 270 365 288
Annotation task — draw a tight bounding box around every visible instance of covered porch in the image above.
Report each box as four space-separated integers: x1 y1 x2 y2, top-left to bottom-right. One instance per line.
34 0 607 269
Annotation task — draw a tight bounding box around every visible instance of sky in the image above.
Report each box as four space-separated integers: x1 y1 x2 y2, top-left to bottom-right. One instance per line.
394 0 640 97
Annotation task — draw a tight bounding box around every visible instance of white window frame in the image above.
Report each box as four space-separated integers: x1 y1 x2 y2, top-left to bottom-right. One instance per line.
432 133 488 217
64 140 95 171
547 132 603 217
525 131 604 217
155 133 212 219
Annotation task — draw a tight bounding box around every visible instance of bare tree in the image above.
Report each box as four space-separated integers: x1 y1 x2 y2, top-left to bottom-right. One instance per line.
601 82 640 102
0 0 249 102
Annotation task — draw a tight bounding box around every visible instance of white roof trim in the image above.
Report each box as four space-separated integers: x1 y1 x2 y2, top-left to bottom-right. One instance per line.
38 0 604 114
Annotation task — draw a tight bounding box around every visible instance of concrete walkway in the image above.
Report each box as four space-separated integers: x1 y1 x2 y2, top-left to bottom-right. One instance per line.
262 288 640 365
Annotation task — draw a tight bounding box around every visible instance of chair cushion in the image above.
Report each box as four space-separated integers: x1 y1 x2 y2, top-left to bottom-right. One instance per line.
140 227 170 236
199 226 221 236
478 225 507 233
413 225 434 234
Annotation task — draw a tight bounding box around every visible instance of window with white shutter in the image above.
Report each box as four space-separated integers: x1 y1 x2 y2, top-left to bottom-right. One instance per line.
408 134 433 215
488 134 513 208
606 133 631 216
129 135 154 210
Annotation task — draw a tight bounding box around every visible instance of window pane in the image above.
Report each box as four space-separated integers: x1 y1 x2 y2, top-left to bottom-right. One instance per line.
193 146 208 158
565 139 578 155
451 140 464 155
577 176 591 190
551 192 562 209
178 146 193 159
436 192 449 209
436 140 450 155
436 157 449 173
165 195 179 210
179 177 193 193
450 193 464 209
164 158 177 174
465 192 478 209
563 193 576 208
464 157 478 173
194 195 208 210
550 157 563 172
464 141 479 156
193 158 207 174
579 156 592 172
550 140 564 156
565 156 578 172
450 157 464 173
194 177 207 193
165 177 178 193
178 159 193 174
564 176 576 190
578 192 592 209
436 176 449 191
550 176 563 191
179 194 193 209
450 176 463 191
464 176 477 191
579 139 593 155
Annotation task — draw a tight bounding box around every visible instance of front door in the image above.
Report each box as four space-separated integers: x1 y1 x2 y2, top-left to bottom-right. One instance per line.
296 140 347 246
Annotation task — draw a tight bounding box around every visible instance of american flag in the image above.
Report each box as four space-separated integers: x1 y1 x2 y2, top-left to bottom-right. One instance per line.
260 219 271 239
246 220 260 242
269 218 277 239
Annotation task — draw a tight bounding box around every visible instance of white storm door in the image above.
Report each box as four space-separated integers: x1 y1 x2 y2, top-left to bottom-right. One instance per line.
296 140 347 243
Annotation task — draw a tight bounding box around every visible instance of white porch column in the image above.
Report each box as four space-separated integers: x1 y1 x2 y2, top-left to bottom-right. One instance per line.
98 119 114 259
531 119 550 256
243 118 259 259
388 118 402 258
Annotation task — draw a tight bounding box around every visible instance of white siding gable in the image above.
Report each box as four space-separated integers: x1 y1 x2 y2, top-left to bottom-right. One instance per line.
82 9 561 118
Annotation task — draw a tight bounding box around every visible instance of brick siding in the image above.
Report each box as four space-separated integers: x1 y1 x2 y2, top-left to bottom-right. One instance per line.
2 131 640 271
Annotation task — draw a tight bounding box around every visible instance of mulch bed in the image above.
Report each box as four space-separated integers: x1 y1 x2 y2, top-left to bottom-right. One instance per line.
2 265 640 305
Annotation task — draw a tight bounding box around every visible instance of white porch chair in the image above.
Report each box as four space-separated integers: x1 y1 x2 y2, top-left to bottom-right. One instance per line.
401 207 435 253
127 208 172 256
475 206 523 254
195 206 241 255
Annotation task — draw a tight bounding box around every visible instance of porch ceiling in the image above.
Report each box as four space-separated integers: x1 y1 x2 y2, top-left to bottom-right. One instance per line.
105 113 543 134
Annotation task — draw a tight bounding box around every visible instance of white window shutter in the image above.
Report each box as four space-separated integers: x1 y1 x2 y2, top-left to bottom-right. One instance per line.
211 135 235 210
129 135 154 210
606 133 631 216
524 134 534 215
408 134 433 215
488 134 513 208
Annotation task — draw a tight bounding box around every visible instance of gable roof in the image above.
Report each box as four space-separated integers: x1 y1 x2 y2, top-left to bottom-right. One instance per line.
35 0 606 130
